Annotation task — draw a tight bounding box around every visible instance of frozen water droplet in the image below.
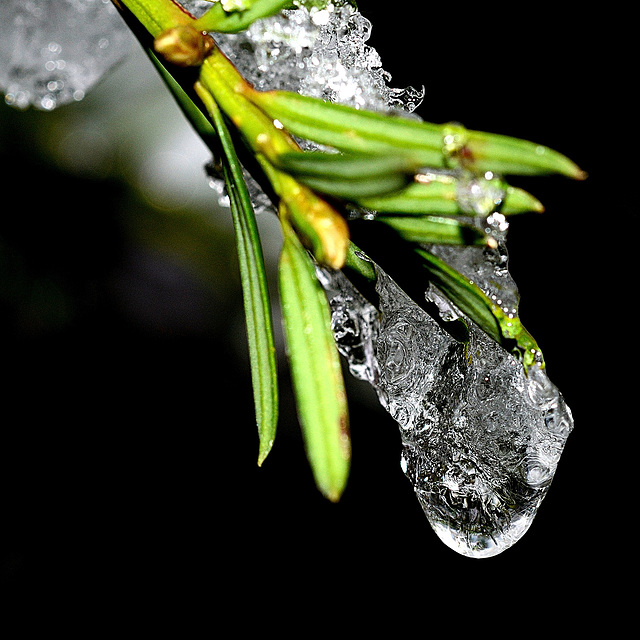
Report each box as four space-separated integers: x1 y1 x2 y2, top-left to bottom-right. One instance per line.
319 254 573 558
456 171 506 216
0 0 131 110
378 273 572 557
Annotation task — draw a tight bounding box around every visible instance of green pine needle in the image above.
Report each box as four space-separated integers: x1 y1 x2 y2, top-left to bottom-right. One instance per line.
278 220 351 501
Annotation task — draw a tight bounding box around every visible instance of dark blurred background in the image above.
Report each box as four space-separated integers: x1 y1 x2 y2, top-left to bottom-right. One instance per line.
0 2 631 628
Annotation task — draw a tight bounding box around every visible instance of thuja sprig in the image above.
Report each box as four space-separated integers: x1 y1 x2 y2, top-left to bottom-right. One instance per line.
111 0 585 501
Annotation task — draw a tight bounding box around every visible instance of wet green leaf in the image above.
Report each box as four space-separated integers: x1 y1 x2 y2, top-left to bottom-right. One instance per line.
113 0 192 37
359 175 544 216
343 242 377 283
415 248 544 370
205 88 279 465
194 0 292 33
276 150 414 199
376 215 491 247
250 90 585 178
252 90 443 163
467 129 587 179
279 221 350 501
502 186 545 215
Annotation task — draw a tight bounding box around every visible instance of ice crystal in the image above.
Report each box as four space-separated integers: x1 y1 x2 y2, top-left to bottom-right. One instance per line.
213 0 424 112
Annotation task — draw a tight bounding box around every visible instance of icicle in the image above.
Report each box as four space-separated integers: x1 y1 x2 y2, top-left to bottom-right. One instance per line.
320 255 573 558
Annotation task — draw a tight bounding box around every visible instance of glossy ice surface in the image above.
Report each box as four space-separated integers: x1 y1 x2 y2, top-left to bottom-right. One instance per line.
319 230 573 557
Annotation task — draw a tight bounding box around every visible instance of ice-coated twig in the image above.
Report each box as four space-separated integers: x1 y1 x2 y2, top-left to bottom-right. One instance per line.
3 0 582 552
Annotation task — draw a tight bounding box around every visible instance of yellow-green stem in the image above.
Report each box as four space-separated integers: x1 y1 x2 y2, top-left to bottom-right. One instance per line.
199 48 299 162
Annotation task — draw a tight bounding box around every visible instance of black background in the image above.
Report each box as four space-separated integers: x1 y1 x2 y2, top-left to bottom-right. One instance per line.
1 1 632 630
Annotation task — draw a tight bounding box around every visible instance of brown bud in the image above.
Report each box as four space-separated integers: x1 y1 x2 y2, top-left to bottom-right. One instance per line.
154 26 214 67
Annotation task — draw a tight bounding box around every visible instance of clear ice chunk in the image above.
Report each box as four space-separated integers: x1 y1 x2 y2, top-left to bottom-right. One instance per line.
0 0 131 110
213 0 424 112
321 256 573 558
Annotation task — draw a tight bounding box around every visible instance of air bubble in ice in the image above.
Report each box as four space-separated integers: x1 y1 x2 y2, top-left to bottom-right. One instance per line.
0 0 131 110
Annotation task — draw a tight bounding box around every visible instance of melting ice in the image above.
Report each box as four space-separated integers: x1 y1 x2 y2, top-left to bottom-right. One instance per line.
0 0 131 110
319 228 573 557
212 1 424 112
